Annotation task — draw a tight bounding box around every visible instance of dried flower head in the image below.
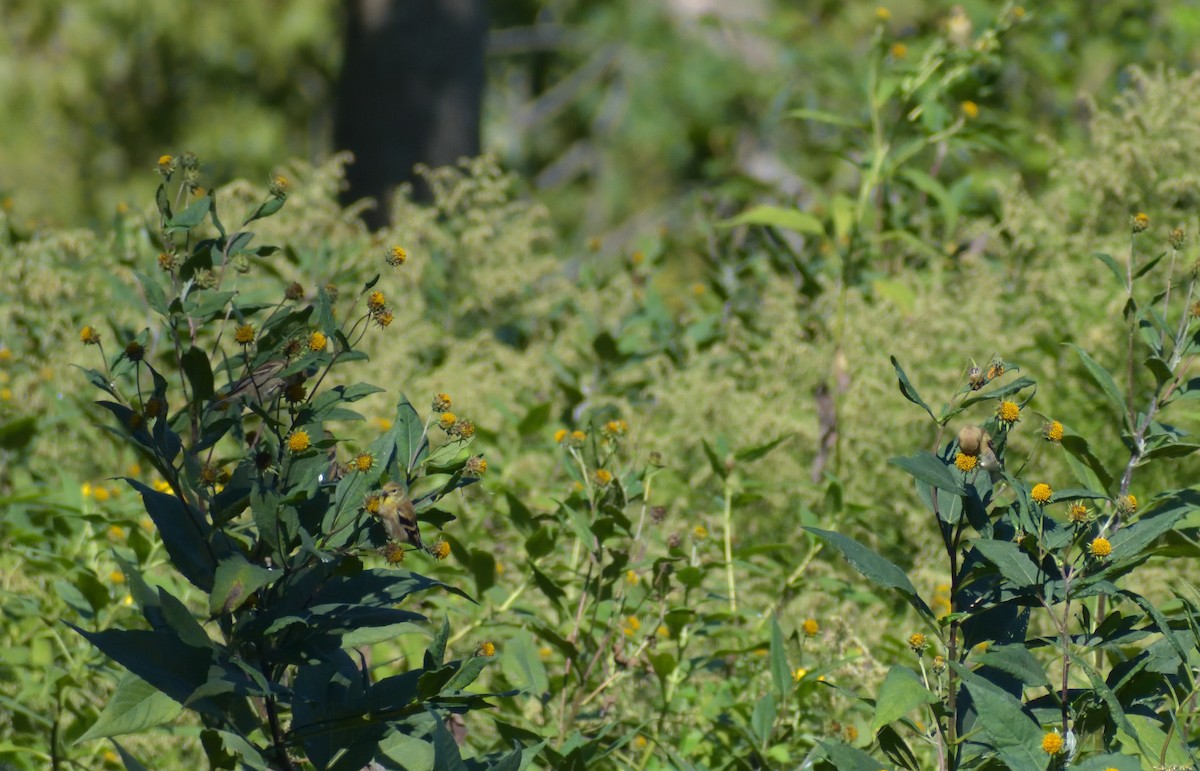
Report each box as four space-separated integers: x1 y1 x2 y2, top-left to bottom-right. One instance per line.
387 246 408 267
285 281 304 301
124 341 145 362
1043 420 1064 442
1132 212 1150 234
433 393 452 412
465 456 487 476
1118 494 1137 515
1068 502 1090 523
367 291 387 313
80 326 102 345
432 540 451 560
156 155 175 175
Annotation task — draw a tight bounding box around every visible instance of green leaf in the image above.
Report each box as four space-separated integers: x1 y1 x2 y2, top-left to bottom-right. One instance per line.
803 527 934 618
1094 252 1126 287
977 645 1049 688
768 615 790 700
736 434 791 464
125 478 221 592
111 740 150 771
872 278 916 315
750 692 777 747
953 663 1044 766
890 357 936 422
77 673 182 742
167 195 211 231
1142 442 1200 460
721 205 825 236
1067 344 1126 416
817 740 888 771
970 540 1043 590
789 108 865 128
180 346 214 404
872 665 938 731
889 451 965 494
208 555 279 616
1065 649 1148 758
394 395 429 478
243 195 285 225
67 626 213 709
899 167 957 235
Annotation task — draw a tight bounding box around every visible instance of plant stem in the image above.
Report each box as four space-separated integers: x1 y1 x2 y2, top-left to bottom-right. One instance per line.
723 474 737 614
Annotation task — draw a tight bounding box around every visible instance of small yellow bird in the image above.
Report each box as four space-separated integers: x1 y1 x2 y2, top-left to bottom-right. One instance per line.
957 425 1001 483
376 481 423 549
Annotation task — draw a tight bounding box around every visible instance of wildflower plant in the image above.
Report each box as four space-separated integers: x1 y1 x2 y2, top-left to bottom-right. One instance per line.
72 158 515 768
805 217 1200 769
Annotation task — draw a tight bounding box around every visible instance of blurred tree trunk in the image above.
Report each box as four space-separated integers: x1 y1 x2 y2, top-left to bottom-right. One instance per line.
335 0 487 229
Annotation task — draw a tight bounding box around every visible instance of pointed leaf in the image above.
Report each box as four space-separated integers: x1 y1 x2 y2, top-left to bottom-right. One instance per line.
1067 344 1126 416
889 451 965 494
872 665 938 731
971 540 1044 590
891 356 936 422
721 205 825 236
804 527 934 618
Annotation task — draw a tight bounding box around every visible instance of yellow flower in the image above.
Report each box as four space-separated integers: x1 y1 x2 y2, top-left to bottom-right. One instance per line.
554 428 568 444
107 525 125 540
1043 420 1064 442
364 493 383 514
802 618 820 636
932 655 946 673
793 667 808 682
433 540 451 560
875 7 891 21
307 331 327 352
152 479 172 494
634 735 647 749
110 570 125 584
996 400 1020 424
453 419 475 439
476 641 496 657
234 324 255 345
353 452 374 473
373 309 394 328
93 486 111 503
1089 537 1112 558
960 100 979 120
439 412 457 430
80 326 101 345
693 525 709 540
569 430 587 447
625 569 639 585
890 42 907 58
954 452 977 472
1041 731 1064 755
0 347 10 362
157 155 174 174
908 632 928 652
622 615 641 636
287 430 311 453
1132 212 1150 234
433 393 452 412
367 291 387 312
0 388 10 402
603 419 629 437
388 246 408 266
373 417 393 431
1031 483 1052 504
1068 502 1090 523
843 725 858 742
595 469 613 486
1118 494 1137 515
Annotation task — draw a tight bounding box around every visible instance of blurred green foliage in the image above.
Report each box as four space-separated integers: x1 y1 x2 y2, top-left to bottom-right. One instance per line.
5 1 1200 768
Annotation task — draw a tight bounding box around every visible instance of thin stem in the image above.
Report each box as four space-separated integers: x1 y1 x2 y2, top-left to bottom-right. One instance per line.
722 474 737 614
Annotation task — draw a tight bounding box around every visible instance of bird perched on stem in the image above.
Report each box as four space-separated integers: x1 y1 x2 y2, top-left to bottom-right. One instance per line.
376 481 423 550
957 424 1002 483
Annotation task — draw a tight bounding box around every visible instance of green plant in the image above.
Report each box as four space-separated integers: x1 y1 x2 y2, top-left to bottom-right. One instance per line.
71 157 519 769
806 215 1200 769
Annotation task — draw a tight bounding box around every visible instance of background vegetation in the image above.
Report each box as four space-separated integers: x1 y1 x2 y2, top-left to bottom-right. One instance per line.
4 1 1200 769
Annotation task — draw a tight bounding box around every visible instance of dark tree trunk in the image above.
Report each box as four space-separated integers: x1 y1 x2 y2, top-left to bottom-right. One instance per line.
335 0 488 229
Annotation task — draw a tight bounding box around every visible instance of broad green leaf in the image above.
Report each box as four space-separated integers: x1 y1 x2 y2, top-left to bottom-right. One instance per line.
953 663 1044 766
977 645 1049 688
1067 344 1126 416
67 626 213 709
816 740 887 771
1067 649 1149 758
208 555 279 616
180 346 214 403
890 356 936 422
971 540 1043 589
166 194 211 231
804 527 934 618
721 205 825 236
751 692 777 747
889 451 965 494
899 167 958 235
243 195 285 225
872 665 938 731
76 673 182 742
394 394 429 477
125 478 221 592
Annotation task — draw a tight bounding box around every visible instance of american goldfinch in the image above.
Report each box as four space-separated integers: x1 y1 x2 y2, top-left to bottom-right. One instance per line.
376 481 423 548
957 425 1001 483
